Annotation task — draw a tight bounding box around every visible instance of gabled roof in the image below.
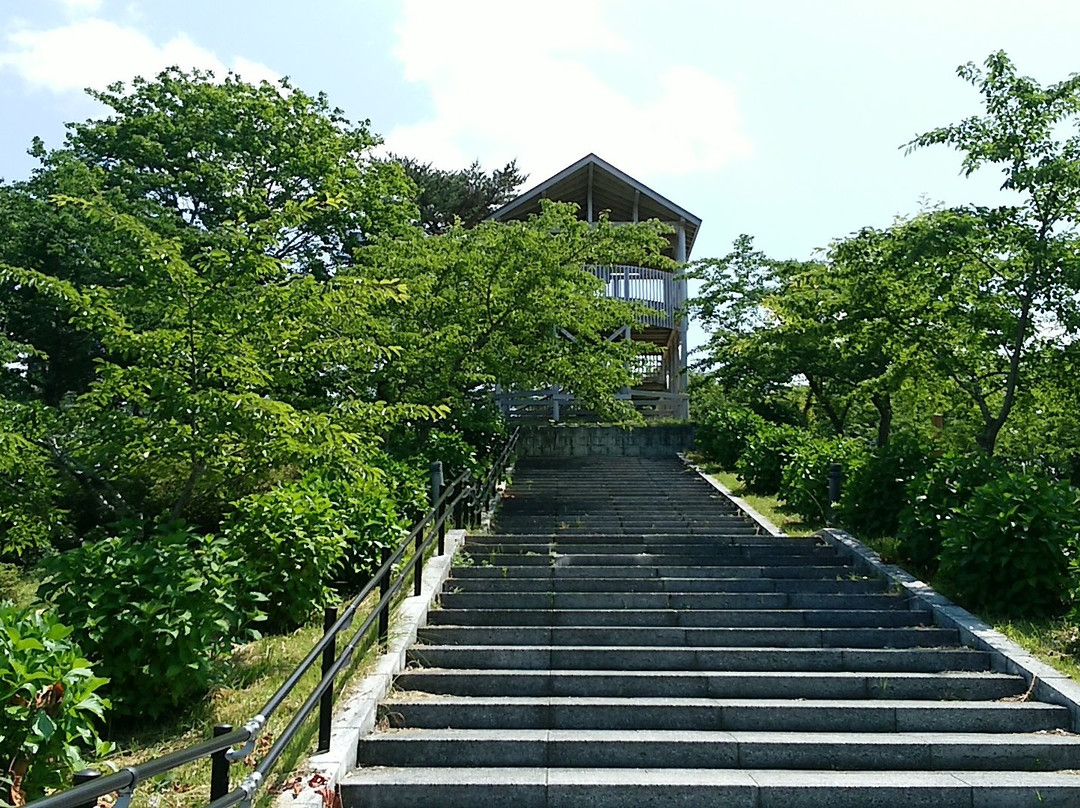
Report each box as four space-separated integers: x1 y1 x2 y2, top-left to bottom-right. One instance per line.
489 153 702 259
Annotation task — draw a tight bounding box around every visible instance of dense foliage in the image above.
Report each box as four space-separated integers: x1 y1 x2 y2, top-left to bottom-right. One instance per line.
0 66 671 760
937 472 1080 614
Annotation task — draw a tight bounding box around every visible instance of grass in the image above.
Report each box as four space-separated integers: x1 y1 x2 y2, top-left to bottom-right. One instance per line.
0 562 40 608
993 618 1080 683
100 595 384 808
697 465 820 537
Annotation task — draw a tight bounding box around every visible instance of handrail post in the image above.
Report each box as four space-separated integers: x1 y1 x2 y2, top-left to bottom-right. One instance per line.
828 462 842 526
209 726 231 801
73 769 101 808
316 605 337 753
413 516 424 597
378 545 391 648
452 472 468 530
430 460 445 555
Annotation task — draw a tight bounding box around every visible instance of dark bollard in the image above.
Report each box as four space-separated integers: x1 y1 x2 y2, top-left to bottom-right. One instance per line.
430 460 445 554
73 769 101 808
317 605 337 753
210 725 232 800
828 463 842 526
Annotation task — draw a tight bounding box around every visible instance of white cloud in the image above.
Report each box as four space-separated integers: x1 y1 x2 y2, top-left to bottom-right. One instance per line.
0 18 279 93
385 0 751 180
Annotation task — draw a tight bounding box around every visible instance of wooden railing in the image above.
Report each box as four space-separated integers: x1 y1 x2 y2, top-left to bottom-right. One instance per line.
494 387 687 421
587 264 681 329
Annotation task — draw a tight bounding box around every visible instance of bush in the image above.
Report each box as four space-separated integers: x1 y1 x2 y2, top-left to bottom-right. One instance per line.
333 483 408 592
695 406 767 469
224 476 356 631
38 521 259 720
839 433 933 538
780 436 866 525
938 472 1080 615
0 604 112 806
420 429 480 481
736 422 803 495
896 451 1003 571
376 455 430 525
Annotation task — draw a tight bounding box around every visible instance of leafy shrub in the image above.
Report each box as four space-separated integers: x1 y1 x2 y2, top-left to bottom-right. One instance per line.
225 476 355 631
839 433 933 538
736 422 803 495
896 451 1003 571
420 429 479 481
38 521 259 720
376 456 430 525
695 406 767 469
0 431 70 562
0 604 112 806
333 484 408 592
938 472 1080 615
780 436 866 525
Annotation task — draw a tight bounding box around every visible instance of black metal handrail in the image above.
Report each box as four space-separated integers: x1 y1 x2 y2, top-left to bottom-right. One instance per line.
29 427 520 808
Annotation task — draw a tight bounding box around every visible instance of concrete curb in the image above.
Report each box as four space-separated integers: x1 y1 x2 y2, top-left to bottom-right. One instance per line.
273 528 467 808
678 454 783 538
679 457 1080 734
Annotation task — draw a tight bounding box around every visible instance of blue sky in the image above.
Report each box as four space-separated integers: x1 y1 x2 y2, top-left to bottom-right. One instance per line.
2 0 1079 269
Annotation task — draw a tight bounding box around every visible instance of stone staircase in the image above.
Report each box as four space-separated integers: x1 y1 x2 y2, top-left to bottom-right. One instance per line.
341 456 1080 807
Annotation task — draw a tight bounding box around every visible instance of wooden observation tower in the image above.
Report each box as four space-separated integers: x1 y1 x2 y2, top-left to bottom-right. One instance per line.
489 153 700 420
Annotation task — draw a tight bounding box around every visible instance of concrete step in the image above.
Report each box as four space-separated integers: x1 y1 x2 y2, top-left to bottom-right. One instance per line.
407 645 993 672
449 564 856 579
437 591 911 610
356 728 1080 770
494 525 786 536
468 534 830 548
345 455 1080 808
393 669 1026 700
379 696 1069 733
443 576 886 594
462 540 836 557
426 608 931 628
341 766 1080 807
494 519 759 529
415 625 959 648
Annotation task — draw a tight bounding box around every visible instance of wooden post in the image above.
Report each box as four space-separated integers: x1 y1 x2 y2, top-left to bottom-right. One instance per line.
587 163 594 223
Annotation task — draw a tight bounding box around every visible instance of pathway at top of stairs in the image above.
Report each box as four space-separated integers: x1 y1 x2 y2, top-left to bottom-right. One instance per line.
341 455 1080 807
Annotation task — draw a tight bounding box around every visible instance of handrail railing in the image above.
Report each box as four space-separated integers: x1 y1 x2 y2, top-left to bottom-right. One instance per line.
29 427 520 808
495 387 687 421
587 264 682 329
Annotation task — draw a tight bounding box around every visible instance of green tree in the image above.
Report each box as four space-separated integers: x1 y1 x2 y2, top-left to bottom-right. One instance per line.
688 236 902 441
391 156 527 234
363 201 672 422
1 193 431 539
1 68 418 408
905 51 1080 453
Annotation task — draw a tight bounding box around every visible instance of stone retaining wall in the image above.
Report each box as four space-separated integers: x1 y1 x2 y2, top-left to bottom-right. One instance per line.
517 424 696 457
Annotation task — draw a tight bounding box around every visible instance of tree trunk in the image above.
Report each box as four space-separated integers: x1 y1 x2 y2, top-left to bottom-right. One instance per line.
871 392 893 448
